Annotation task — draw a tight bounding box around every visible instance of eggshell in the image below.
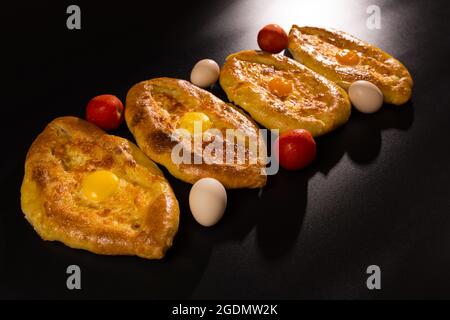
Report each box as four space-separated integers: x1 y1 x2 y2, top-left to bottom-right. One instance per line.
348 80 384 114
189 178 227 227
190 59 220 88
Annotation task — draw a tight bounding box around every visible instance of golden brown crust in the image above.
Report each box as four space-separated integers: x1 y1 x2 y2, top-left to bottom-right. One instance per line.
125 77 267 189
288 26 413 105
219 50 351 137
20 116 179 259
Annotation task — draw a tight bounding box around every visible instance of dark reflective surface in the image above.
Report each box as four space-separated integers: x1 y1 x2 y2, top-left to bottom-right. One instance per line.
1 0 450 299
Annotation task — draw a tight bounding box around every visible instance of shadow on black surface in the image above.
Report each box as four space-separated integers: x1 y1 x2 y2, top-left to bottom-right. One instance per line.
210 83 414 261
317 100 414 175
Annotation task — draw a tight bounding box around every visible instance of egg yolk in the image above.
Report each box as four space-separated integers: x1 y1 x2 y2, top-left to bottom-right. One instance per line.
268 78 292 98
335 49 360 66
81 170 119 201
178 112 213 135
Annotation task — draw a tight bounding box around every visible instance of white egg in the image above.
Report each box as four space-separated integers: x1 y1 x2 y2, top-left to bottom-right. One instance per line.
348 80 384 114
190 59 220 88
189 178 227 227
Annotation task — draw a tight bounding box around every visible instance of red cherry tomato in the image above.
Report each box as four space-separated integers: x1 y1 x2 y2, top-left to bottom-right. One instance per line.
86 94 124 130
257 24 288 54
275 129 316 170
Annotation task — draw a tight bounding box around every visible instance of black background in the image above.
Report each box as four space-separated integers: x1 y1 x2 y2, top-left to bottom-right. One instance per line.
1 0 450 299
